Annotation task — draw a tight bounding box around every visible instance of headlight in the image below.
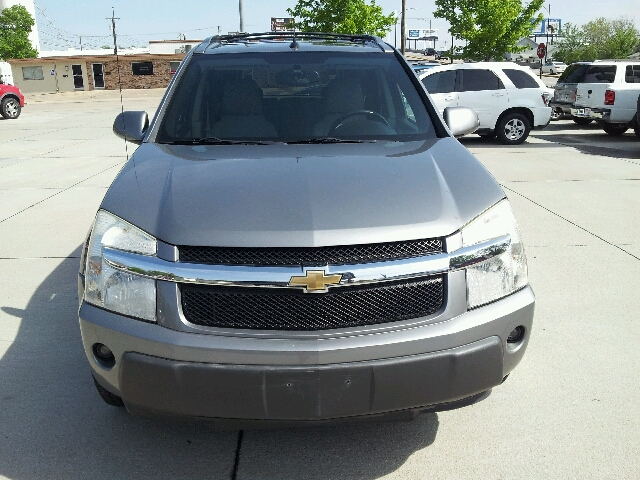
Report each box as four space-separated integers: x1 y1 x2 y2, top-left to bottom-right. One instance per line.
461 200 528 309
84 210 157 321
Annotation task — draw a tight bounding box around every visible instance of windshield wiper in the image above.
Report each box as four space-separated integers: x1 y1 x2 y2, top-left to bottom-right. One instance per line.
285 137 375 144
165 137 282 145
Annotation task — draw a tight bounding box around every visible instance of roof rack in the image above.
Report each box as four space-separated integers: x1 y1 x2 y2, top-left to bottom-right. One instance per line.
202 32 392 53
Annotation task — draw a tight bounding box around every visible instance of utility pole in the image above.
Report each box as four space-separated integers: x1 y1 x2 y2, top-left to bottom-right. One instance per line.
239 0 245 33
106 9 120 56
400 0 406 55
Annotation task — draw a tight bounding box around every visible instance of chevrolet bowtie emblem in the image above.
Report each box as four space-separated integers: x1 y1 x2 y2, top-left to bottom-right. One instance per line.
288 270 343 293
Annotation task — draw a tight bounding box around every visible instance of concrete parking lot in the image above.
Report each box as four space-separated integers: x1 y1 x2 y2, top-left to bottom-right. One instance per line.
1 89 639 479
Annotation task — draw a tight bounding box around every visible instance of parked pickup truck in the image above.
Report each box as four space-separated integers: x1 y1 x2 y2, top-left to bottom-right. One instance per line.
571 61 640 137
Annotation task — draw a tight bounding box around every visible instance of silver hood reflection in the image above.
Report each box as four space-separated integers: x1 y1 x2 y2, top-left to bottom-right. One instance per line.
100 138 505 247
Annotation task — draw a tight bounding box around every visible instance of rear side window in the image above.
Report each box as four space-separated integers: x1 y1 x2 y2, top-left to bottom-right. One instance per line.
421 70 456 94
625 65 640 83
503 69 540 89
558 63 590 83
460 69 503 91
582 65 616 83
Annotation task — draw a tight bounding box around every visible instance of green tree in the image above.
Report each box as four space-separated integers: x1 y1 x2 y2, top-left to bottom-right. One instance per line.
0 4 38 60
287 0 396 37
553 18 639 63
434 0 544 61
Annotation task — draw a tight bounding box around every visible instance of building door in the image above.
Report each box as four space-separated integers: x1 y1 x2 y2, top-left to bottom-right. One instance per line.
92 63 105 89
72 64 84 89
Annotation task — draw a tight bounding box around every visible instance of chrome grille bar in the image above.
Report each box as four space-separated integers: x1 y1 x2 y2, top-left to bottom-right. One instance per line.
102 235 510 290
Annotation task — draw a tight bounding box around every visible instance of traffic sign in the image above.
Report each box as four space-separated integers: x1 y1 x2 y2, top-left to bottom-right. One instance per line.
537 43 547 59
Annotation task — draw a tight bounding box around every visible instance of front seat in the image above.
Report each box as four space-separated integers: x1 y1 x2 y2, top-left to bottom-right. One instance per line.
210 79 278 139
312 78 365 137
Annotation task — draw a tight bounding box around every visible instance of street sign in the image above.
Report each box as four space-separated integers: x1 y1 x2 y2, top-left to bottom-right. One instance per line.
537 43 546 59
271 17 294 32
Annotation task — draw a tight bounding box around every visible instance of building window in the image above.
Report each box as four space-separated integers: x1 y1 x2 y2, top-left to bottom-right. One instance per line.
132 62 154 76
22 66 44 80
169 61 181 74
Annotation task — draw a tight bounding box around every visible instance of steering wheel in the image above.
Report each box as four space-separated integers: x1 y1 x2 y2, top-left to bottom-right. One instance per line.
328 110 390 136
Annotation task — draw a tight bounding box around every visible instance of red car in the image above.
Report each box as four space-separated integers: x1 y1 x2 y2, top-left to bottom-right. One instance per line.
0 83 24 119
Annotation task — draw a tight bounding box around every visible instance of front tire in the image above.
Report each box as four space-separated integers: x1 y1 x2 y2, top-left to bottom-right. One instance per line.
1 97 21 119
572 116 593 125
601 122 629 136
93 375 124 407
496 113 531 145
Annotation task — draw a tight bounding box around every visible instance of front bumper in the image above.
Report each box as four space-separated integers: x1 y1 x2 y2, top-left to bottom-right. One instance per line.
79 283 535 422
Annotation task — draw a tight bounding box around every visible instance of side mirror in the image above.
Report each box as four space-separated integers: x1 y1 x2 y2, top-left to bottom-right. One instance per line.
443 106 480 137
113 111 149 144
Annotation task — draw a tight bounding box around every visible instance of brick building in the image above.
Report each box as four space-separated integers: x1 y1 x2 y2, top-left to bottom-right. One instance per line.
7 54 185 94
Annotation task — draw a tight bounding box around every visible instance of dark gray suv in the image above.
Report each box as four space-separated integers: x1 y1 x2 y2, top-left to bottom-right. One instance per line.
78 32 534 424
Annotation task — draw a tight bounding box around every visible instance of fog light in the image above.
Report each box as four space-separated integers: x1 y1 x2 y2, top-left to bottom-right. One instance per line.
507 326 525 344
93 343 115 368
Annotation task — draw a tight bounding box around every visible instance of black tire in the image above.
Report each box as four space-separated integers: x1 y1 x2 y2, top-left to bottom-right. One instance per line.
550 108 563 121
572 116 592 125
601 122 628 136
1 97 21 119
93 375 124 407
496 112 531 145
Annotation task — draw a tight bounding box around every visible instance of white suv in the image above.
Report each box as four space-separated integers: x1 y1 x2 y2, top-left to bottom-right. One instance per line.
419 62 552 144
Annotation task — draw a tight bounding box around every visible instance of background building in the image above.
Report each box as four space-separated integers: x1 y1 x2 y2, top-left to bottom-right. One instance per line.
7 53 184 94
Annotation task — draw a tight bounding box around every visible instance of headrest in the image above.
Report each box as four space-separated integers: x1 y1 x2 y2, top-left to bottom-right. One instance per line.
221 79 264 115
324 78 364 114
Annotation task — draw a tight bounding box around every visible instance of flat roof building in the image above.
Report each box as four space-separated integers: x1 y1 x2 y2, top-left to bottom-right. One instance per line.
7 53 185 94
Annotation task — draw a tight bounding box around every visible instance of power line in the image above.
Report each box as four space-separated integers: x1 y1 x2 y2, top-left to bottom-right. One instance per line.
33 2 73 48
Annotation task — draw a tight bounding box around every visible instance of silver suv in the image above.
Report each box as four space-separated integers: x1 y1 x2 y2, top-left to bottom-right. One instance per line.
79 32 534 424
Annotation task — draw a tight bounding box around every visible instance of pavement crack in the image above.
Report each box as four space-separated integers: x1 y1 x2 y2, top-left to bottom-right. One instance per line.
231 430 244 480
501 184 640 261
0 162 125 224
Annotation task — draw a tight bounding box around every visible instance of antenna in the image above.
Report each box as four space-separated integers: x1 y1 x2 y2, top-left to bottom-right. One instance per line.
107 8 129 161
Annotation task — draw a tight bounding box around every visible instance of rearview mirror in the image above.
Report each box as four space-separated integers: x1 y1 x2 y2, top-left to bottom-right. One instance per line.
443 107 479 137
113 111 149 144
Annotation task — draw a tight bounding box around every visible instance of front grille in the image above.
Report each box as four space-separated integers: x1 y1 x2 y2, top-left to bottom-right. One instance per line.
180 276 444 331
178 238 443 267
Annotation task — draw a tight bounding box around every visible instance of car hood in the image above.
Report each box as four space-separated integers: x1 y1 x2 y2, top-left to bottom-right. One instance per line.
100 139 504 247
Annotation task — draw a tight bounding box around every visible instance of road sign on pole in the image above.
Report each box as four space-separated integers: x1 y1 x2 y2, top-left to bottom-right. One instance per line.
537 43 546 59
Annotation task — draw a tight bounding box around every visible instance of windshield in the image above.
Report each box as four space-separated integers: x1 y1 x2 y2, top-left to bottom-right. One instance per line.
156 52 436 144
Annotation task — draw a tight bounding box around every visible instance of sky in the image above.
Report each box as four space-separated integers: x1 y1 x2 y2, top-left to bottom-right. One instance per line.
31 0 640 52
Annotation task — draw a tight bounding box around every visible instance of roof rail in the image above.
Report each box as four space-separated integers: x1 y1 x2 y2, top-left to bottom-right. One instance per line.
203 32 392 53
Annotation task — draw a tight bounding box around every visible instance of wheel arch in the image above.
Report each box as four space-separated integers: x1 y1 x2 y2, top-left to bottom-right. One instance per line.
495 107 533 130
1 93 21 104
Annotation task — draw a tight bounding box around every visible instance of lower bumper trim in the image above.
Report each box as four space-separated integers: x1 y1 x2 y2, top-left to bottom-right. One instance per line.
118 336 504 421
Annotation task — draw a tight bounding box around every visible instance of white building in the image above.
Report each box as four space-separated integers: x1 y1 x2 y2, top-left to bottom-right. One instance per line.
149 40 203 55
0 0 40 54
